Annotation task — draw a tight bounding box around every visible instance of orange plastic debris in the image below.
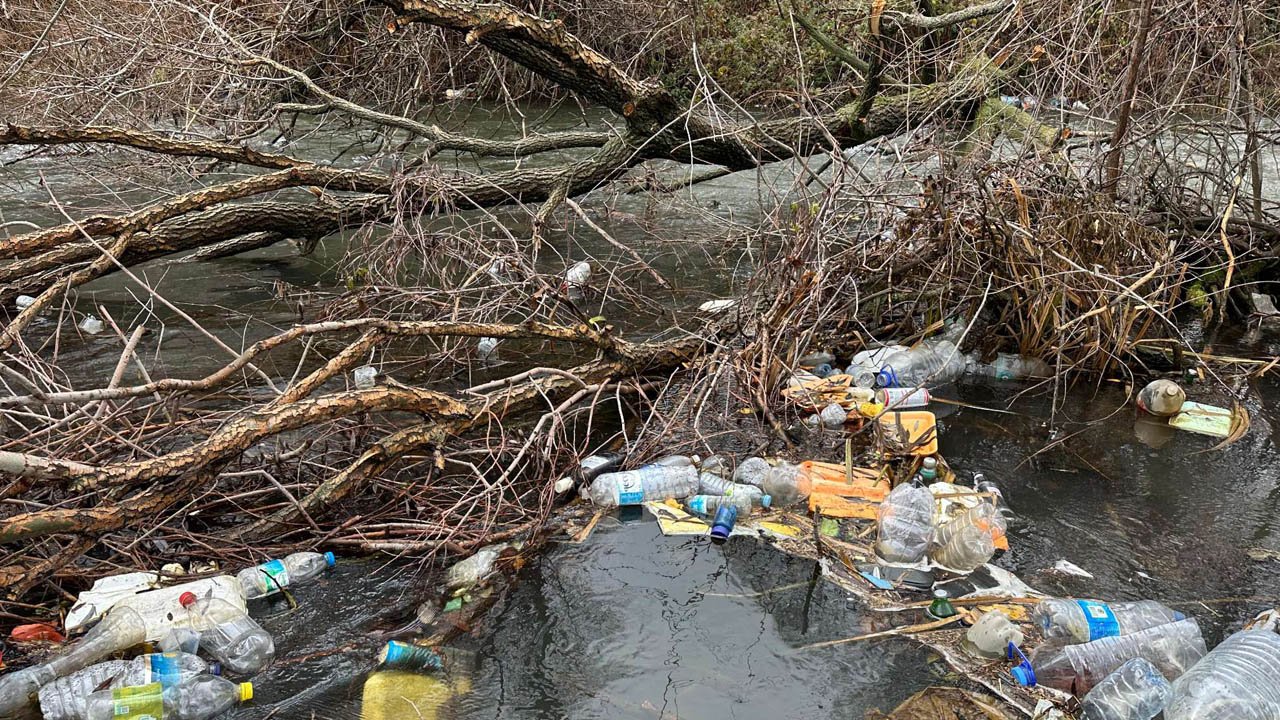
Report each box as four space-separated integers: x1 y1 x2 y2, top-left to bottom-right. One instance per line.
10 623 64 644
802 461 891 518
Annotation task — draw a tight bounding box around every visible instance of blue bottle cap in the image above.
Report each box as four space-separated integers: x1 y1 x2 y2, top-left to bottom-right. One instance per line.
876 368 896 388
209 662 222 676
1007 642 1036 686
710 504 737 539
709 524 732 540
324 551 336 567
760 495 772 509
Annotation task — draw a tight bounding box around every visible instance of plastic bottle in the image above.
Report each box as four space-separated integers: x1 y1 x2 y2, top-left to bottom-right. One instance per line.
798 351 835 367
353 365 378 389
918 456 938 481
696 472 765 500
38 653 217 720
555 453 623 494
563 261 591 300
0 607 149 718
378 641 445 672
930 501 1006 572
84 674 251 720
876 340 966 388
709 504 738 540
1081 657 1171 720
235 551 336 600
875 480 934 563
686 492 771 516
583 464 699 507
967 353 1051 380
157 628 200 655
178 593 275 676
732 457 771 487
361 670 472 720
476 337 498 359
1033 599 1186 644
697 454 731 477
924 589 957 620
818 403 847 428
847 346 908 388
759 462 810 507
1011 618 1206 696
443 541 517 590
963 611 1024 659
1163 629 1280 720
1136 379 1186 417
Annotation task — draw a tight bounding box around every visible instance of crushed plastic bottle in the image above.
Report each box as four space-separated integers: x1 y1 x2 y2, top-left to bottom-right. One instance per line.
84 674 251 720
78 316 104 335
15 294 37 310
476 336 498 359
178 593 275 676
1136 379 1186 417
875 480 935 563
1080 657 1171 720
962 611 1024 658
1163 629 1280 720
444 542 518 590
686 492 771 515
818 403 847 428
582 464 699 507
157 628 200 655
847 345 908 388
1033 599 1186 644
732 457 771 488
1011 618 1206 696
555 452 622 494
967 353 1051 380
235 552 336 600
876 340 966 389
758 461 809 507
696 472 766 500
39 653 217 720
930 501 1006 572
0 607 148 718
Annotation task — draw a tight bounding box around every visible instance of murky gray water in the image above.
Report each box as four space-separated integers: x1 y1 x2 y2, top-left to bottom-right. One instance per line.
3 106 1279 718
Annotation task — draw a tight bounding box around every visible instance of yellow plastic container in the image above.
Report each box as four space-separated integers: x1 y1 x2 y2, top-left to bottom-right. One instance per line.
361 671 472 720
875 411 938 456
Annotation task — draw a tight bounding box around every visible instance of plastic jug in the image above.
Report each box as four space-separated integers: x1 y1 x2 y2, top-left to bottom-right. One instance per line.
110 576 247 642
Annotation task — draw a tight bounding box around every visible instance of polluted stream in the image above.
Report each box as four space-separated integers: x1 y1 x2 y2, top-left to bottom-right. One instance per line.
2 108 1280 718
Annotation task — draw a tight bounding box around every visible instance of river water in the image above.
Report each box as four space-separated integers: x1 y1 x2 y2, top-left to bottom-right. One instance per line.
2 107 1279 718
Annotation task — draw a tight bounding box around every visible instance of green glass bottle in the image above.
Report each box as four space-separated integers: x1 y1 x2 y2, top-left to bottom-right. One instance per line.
925 588 957 620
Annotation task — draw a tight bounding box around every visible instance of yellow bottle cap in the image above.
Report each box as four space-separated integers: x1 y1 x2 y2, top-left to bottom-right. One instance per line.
239 683 253 702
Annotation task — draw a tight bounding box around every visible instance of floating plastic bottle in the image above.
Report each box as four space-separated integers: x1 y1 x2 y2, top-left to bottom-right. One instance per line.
876 340 966 389
1081 657 1171 720
1033 599 1186 644
476 337 498 359
444 542 517 590
709 504 738 540
39 653 217 720
847 346 908 388
759 462 809 507
179 593 275 676
962 611 1024 659
235 551 336 600
582 464 699 507
686 492 771 516
157 628 200 655
696 472 765 500
0 607 148 718
1136 379 1186 417
967 353 1051 380
875 480 935 563
1163 629 1280 719
84 674 251 720
1011 618 1206 696
378 641 445 672
930 501 1006 572
733 457 771 488
555 453 622 494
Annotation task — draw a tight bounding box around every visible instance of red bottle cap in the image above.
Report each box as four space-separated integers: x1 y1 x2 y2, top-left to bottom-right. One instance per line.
178 591 197 607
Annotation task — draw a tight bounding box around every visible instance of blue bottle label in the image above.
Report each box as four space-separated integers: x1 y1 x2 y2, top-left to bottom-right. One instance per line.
1077 600 1119 640
146 652 181 687
257 559 290 590
616 474 644 505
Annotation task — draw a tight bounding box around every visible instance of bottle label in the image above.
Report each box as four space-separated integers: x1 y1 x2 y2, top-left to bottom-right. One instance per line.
1076 600 1119 640
616 473 645 505
257 559 290 591
146 653 182 687
111 682 163 719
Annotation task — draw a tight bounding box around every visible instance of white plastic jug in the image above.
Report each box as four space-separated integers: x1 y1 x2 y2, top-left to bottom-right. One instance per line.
66 572 162 634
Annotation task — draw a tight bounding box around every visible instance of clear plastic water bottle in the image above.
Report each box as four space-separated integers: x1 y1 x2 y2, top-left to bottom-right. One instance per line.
847 346 907 388
158 628 201 655
875 340 966 388
967 353 1051 380
733 457 771 487
686 492 771 515
563 261 591 300
582 464 699 506
179 593 275 676
1011 618 1206 696
818 403 847 428
1163 629 1280 720
696 472 765 500
235 551 336 600
697 454 731 477
930 500 1006 571
1081 657 1171 720
875 480 934 563
0 607 148 718
84 674 252 720
1033 599 1186 643
554 452 623 494
759 462 810 507
443 541 515 590
39 653 217 720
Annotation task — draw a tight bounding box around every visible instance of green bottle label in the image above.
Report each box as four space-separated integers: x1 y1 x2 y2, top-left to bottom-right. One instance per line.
112 682 163 719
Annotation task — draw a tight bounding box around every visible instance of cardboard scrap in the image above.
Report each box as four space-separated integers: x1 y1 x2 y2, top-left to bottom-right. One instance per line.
1168 401 1232 438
